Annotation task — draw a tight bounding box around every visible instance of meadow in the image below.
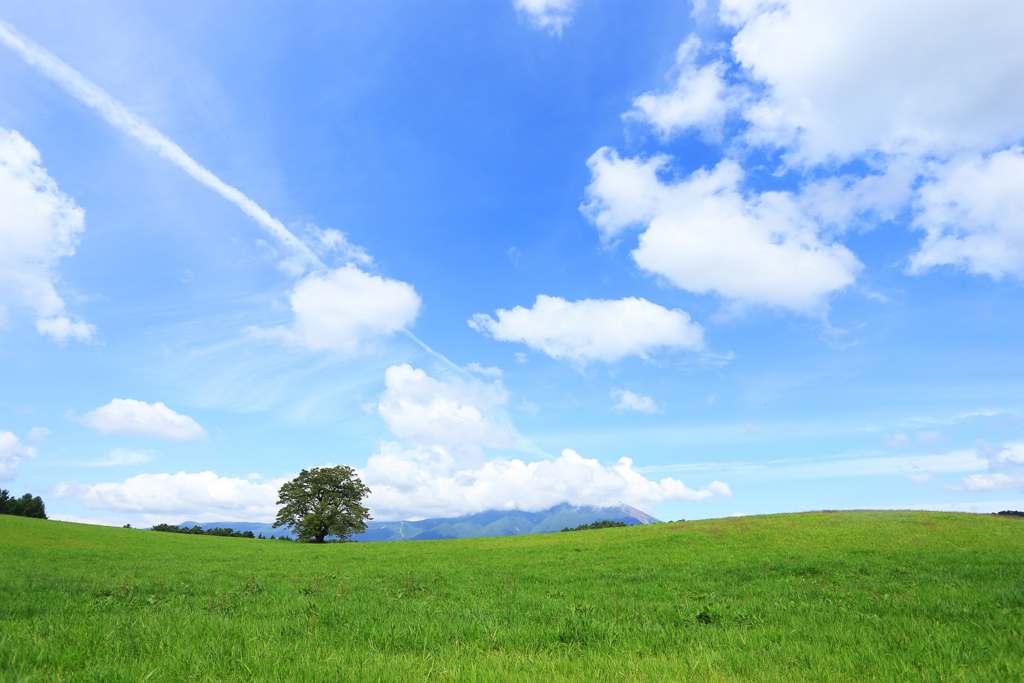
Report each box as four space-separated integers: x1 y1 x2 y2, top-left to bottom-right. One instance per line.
1 510 1022 682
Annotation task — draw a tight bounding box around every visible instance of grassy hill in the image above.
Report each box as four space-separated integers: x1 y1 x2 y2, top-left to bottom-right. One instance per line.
2 510 1022 681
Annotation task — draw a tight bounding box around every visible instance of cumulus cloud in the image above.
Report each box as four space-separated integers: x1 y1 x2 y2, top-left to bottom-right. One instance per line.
513 0 576 35
593 1 1024 294
0 127 94 341
82 399 206 441
581 149 861 312
470 294 704 364
361 445 731 520
627 36 743 141
0 431 36 481
611 389 660 414
251 265 421 354
367 365 729 519
378 364 518 459
720 0 1024 163
720 0 1024 277
909 149 1024 278
55 471 287 523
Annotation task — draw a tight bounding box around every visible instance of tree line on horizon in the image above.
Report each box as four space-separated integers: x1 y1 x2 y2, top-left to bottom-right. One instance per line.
0 489 46 519
150 523 257 538
560 520 628 532
148 523 299 540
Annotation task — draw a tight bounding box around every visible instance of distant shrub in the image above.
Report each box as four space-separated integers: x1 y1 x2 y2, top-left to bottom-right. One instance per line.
560 520 628 532
996 510 1024 518
0 489 47 519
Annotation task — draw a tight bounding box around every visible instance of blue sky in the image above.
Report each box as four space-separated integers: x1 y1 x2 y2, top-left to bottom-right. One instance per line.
2 0 1023 526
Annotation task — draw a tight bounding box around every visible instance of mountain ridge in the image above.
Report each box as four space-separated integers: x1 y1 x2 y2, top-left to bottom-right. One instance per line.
177 502 660 541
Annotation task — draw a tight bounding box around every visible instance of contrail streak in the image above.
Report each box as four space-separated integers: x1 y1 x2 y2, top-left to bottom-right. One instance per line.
2 20 463 362
0 19 322 272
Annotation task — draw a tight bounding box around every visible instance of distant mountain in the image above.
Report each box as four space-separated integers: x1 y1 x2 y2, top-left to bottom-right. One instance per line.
358 503 660 542
176 503 660 542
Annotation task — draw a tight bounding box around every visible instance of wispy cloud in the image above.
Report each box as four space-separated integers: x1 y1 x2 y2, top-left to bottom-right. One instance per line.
0 19 439 358
513 0 576 36
0 19 321 275
89 449 155 467
638 449 987 481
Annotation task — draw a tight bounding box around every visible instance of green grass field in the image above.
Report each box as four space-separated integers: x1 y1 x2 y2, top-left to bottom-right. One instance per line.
2 511 1022 682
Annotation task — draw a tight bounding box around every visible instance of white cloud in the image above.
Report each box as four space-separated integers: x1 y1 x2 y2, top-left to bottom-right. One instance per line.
88 448 155 467
0 20 320 275
905 472 934 484
464 362 503 378
470 294 704 364
0 127 94 342
306 225 373 266
581 149 861 312
627 36 743 141
52 447 734 525
55 471 287 524
366 366 726 519
82 399 206 441
0 431 36 481
361 445 730 520
641 449 987 480
961 473 1024 491
909 149 1024 278
719 0 1024 279
612 389 660 414
720 0 1024 164
378 364 518 458
601 1 1024 291
513 0 576 36
36 316 96 342
989 443 1024 468
251 265 421 354
956 442 1024 491
26 427 50 443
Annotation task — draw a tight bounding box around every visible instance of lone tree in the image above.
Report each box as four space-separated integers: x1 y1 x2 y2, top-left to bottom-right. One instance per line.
273 466 371 543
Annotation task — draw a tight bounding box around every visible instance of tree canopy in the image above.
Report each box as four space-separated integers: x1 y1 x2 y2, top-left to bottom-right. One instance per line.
273 466 371 543
0 489 47 519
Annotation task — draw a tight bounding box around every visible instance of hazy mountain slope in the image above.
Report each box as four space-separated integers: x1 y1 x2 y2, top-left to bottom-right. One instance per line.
173 503 660 542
